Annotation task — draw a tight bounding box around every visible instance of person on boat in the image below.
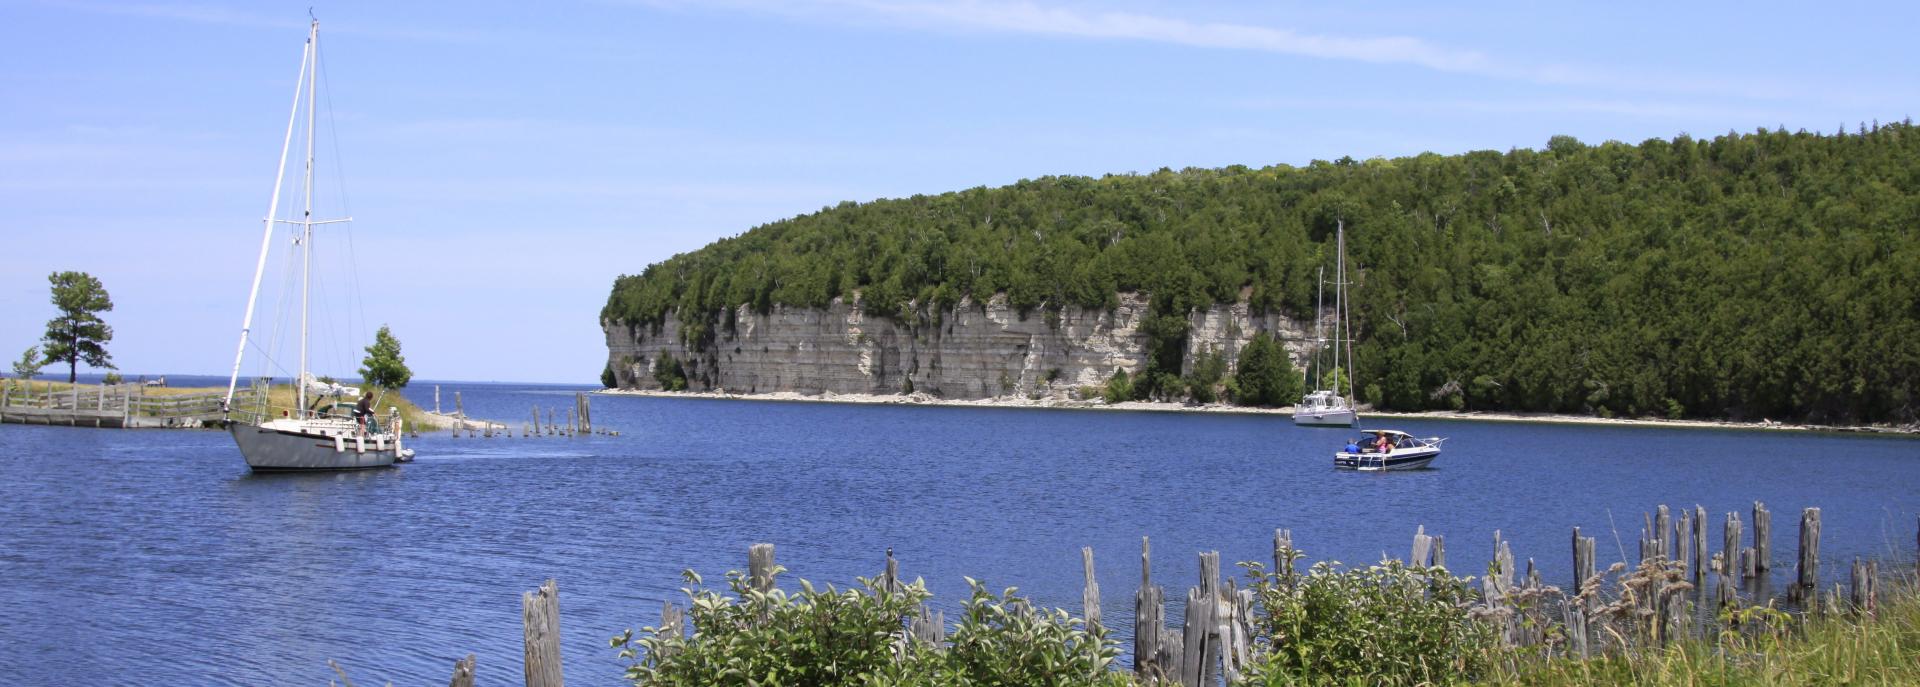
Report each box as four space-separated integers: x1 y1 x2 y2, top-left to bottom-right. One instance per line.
1345 438 1361 454
354 391 374 435
1373 432 1393 454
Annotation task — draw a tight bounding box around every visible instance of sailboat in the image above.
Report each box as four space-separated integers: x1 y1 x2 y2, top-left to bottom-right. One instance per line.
1293 220 1358 427
220 19 412 471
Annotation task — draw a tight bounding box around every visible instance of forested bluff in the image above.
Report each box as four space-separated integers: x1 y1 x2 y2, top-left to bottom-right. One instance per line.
602 124 1919 426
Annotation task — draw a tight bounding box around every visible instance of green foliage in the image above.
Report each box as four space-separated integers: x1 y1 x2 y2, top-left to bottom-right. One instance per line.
358 325 412 390
1185 346 1228 404
101 371 122 385
41 271 114 383
1244 556 1495 686
935 579 1123 686
1234 333 1298 407
653 356 689 391
1101 368 1132 404
11 346 44 380
612 568 928 686
602 362 618 389
612 569 1125 687
605 126 1920 424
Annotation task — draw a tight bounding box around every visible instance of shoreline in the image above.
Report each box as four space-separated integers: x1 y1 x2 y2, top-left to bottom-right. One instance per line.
598 388 1919 436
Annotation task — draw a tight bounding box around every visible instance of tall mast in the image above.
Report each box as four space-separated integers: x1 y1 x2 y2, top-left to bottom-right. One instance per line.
224 21 314 413
297 19 318 416
1308 266 1323 393
1338 220 1356 405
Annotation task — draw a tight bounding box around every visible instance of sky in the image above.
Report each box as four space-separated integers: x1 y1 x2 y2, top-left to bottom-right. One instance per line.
3 1 1916 383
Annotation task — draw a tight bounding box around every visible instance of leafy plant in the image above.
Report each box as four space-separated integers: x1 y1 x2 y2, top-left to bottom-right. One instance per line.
41 271 115 383
10 346 44 380
358 325 412 389
1243 556 1495 686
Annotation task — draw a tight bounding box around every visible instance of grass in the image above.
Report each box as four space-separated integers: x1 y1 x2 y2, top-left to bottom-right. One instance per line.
1481 580 1920 686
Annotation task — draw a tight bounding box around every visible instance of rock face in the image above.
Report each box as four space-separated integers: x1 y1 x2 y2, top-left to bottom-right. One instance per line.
603 293 1316 399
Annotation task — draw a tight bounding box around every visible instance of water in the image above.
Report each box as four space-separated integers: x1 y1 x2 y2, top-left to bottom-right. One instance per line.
2 381 1915 685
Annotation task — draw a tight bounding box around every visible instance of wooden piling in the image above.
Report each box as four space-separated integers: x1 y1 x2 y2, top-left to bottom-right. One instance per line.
748 543 776 592
1272 529 1295 584
1656 505 1672 558
1753 501 1772 572
1722 512 1742 575
1693 505 1709 582
1678 510 1694 574
1135 537 1166 682
1082 546 1101 633
1432 535 1446 570
1411 525 1432 567
522 579 563 687
434 385 441 414
1796 507 1822 601
1572 527 1596 592
447 654 475 687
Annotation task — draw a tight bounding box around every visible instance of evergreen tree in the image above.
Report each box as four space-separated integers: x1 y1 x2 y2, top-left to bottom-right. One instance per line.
10 346 44 380
41 271 114 383
1234 333 1296 407
358 325 412 389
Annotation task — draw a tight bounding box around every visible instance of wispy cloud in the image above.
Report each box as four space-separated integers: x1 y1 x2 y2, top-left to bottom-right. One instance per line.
633 0 1809 102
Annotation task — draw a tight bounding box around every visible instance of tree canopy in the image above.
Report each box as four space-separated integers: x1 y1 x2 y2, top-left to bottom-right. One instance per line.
42 271 115 383
359 325 412 390
604 124 1920 424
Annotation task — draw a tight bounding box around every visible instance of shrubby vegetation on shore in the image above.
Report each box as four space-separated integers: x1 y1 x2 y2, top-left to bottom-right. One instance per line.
610 548 1920 686
604 124 1919 424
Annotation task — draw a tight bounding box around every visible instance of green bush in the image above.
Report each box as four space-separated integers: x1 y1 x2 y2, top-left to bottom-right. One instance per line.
1102 369 1132 404
652 356 688 391
937 579 1124 686
612 568 927 686
1243 556 1495 686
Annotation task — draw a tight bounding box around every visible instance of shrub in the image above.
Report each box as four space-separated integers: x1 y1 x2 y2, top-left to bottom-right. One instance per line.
1243 555 1495 686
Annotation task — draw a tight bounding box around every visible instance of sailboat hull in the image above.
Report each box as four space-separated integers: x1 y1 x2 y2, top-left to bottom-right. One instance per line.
1293 408 1357 427
229 420 399 471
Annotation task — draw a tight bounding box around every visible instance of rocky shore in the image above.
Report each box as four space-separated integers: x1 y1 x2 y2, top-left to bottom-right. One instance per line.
598 387 1920 436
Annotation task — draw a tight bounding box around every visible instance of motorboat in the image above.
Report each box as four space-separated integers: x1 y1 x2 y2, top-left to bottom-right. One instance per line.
1335 430 1444 471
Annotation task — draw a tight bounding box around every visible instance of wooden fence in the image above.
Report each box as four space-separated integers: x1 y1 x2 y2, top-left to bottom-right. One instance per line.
336 502 1916 687
0 381 251 428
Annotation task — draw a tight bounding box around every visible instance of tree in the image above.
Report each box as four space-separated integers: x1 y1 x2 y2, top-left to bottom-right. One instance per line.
601 362 618 389
11 346 44 380
41 271 115 383
1234 332 1298 407
358 325 412 389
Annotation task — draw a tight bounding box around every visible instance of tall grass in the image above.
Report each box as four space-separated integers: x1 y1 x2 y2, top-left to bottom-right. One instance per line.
1482 579 1920 686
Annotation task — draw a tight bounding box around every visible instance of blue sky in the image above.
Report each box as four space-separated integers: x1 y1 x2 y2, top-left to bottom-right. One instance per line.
3 1 1915 383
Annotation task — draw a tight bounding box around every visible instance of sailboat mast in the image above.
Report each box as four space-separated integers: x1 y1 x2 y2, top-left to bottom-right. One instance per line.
1338 220 1356 404
1308 265 1323 392
223 22 315 413
297 20 318 417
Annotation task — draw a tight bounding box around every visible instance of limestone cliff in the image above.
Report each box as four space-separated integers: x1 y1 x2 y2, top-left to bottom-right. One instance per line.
603 293 1315 399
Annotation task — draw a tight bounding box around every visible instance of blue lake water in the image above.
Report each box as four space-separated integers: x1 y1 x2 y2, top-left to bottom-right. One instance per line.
1 381 1916 685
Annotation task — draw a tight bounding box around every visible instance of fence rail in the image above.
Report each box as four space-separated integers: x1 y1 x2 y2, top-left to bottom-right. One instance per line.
0 381 251 428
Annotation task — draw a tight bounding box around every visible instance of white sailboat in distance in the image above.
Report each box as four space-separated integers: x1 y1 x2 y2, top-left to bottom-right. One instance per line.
221 18 412 471
1294 220 1358 427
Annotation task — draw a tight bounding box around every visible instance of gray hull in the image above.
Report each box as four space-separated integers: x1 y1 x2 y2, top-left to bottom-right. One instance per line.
229 421 399 471
1293 408 1357 427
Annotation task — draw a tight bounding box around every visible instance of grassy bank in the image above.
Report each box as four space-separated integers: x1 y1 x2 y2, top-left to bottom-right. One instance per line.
2 378 435 431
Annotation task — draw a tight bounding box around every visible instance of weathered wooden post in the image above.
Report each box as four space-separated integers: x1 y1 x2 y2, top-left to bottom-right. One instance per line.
454 391 463 419
1412 525 1432 567
548 408 556 435
532 405 541 435
1135 536 1165 683
1656 505 1672 558
1431 535 1446 569
447 654 476 687
1753 501 1772 573
522 579 563 687
1082 546 1101 634
1693 505 1708 582
1272 529 1295 585
1572 527 1594 592
883 548 900 595
1677 510 1694 574
1180 551 1223 687
434 385 441 414
1796 507 1822 602
748 543 776 592
1722 512 1742 573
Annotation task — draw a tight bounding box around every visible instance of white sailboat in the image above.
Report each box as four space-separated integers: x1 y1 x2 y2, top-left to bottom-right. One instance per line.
1294 220 1358 427
220 19 411 471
